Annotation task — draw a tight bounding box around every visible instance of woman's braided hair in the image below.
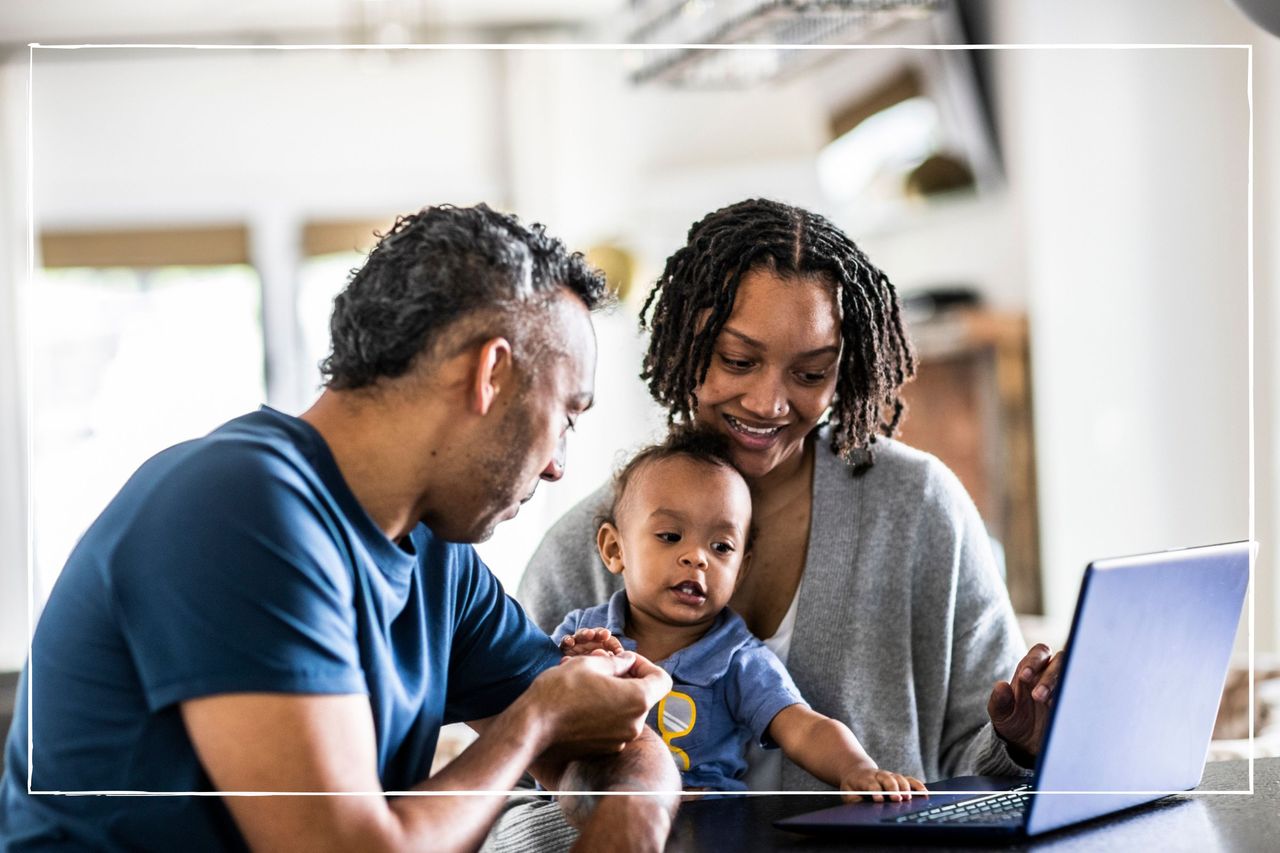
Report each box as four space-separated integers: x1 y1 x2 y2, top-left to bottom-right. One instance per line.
639 198 915 472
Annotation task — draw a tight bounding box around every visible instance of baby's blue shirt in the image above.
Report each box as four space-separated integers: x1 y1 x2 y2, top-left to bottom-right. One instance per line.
553 589 806 790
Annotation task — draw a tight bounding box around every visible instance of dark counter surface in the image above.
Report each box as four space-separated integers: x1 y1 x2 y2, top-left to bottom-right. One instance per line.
666 759 1280 852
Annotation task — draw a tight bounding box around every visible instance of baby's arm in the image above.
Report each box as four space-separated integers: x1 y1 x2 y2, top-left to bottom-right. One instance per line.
767 706 927 803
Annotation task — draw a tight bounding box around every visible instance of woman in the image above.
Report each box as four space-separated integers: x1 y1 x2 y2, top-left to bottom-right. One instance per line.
519 198 1061 793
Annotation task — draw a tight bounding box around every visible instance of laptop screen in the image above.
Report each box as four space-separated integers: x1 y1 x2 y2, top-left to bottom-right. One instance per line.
1024 542 1249 835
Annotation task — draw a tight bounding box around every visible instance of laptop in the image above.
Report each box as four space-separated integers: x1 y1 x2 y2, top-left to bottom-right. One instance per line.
776 540 1251 840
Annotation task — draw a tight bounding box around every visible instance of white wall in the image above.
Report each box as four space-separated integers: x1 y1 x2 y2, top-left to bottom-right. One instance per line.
1016 45 1250 618
986 0 1276 650
0 54 31 670
1258 28 1280 662
32 49 507 226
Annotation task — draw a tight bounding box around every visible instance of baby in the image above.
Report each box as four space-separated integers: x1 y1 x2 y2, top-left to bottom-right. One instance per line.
555 427 926 800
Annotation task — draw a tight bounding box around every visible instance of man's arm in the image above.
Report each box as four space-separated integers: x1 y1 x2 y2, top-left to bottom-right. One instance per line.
544 726 680 851
473 654 682 853
468 724 680 853
182 652 670 853
563 733 680 853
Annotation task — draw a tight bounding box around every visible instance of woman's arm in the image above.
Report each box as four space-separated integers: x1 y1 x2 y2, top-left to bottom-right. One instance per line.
923 459 1041 777
767 705 925 802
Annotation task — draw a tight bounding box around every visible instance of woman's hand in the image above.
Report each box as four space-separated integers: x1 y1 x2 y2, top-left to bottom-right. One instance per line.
559 627 624 659
839 767 927 803
987 642 1065 762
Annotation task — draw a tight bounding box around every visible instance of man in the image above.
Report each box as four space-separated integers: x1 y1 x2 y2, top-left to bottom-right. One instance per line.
0 205 680 851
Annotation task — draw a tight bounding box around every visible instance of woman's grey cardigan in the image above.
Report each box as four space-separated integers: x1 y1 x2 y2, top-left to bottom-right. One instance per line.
517 434 1031 787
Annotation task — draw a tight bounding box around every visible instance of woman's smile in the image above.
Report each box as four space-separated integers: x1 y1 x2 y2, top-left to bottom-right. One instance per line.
722 413 786 449
692 267 842 481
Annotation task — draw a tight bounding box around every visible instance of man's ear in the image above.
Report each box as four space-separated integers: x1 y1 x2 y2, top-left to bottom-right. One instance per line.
470 337 513 416
597 522 626 576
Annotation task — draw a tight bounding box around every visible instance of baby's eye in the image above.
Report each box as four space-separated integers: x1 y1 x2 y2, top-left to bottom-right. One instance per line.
712 541 735 554
656 532 681 543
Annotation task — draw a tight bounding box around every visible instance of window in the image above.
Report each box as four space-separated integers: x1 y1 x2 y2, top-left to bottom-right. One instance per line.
297 251 360 400
31 261 265 599
296 219 392 401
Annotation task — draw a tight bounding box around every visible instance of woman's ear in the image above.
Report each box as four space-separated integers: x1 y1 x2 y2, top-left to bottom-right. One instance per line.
597 522 626 576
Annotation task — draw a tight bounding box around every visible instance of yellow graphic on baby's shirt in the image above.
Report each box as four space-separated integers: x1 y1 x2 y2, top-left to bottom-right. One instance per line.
657 690 697 771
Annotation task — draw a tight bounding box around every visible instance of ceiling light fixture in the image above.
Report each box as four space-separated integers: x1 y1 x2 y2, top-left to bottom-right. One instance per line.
626 0 947 87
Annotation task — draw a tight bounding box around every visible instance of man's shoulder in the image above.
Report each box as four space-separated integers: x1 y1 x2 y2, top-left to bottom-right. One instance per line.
74 412 311 559
194 408 323 475
89 411 360 602
137 409 317 494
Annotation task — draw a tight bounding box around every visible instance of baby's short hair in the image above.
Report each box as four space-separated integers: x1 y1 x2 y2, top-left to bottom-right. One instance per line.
599 424 754 548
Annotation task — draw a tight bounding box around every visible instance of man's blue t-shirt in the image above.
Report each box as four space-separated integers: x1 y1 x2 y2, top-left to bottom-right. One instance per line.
553 590 805 791
0 407 560 851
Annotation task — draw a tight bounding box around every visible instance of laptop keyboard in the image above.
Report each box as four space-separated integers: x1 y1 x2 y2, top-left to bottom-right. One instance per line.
885 785 1032 826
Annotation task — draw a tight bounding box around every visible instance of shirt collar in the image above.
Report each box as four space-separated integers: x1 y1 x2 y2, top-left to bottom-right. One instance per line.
604 589 759 688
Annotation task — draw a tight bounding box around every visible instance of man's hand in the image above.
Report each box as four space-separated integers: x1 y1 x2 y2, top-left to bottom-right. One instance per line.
988 642 1065 762
559 627 624 659
839 767 927 803
524 653 678 853
522 650 672 766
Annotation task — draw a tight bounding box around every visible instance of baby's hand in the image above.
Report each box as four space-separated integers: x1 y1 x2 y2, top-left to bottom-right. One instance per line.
558 627 623 660
839 767 928 803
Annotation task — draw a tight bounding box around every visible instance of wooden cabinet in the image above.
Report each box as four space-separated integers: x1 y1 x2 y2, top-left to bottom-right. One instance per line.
896 308 1042 614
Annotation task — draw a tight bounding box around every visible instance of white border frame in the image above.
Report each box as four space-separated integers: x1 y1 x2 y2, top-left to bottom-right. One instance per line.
22 41 1255 800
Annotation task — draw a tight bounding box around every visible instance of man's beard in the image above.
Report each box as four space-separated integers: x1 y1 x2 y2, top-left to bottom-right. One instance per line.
468 397 538 542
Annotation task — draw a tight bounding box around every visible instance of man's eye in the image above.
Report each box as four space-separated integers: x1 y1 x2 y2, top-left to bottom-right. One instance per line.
656 532 681 543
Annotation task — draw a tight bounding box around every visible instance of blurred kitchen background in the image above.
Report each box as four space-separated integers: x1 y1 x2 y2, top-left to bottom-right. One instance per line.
0 0 1277 763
